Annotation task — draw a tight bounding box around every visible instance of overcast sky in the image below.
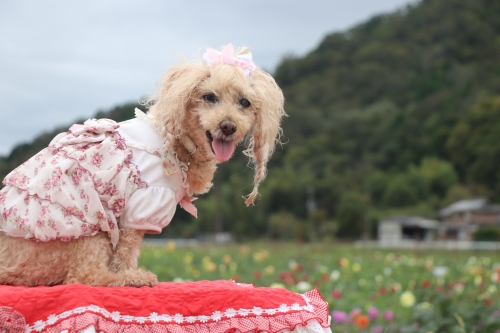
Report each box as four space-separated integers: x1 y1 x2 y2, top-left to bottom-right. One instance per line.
0 0 415 155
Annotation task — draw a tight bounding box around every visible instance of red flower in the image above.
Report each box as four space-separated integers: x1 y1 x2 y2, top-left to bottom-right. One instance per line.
422 280 431 289
354 315 370 329
331 290 342 299
253 270 262 279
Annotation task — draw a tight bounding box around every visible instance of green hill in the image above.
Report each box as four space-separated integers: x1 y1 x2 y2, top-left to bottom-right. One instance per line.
2 0 500 240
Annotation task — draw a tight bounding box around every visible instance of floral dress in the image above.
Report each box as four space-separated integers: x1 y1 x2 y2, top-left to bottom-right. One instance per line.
0 113 195 247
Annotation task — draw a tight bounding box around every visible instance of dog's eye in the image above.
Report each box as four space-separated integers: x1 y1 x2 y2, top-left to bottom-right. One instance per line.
202 93 218 104
239 98 251 108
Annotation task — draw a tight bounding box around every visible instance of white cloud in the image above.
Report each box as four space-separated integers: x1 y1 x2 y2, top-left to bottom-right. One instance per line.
0 0 415 155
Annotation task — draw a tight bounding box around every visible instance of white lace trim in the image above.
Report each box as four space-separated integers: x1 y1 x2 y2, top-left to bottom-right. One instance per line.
27 300 317 332
76 318 332 333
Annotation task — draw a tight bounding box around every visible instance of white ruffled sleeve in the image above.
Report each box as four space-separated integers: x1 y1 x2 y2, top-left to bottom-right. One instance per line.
119 186 178 233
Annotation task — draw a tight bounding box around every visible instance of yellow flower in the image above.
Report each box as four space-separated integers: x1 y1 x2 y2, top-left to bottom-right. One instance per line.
338 258 349 268
222 254 232 265
270 283 285 288
264 265 275 275
183 252 193 265
352 263 361 273
474 275 483 286
203 261 217 272
400 291 416 308
239 245 250 254
166 240 176 251
253 250 269 262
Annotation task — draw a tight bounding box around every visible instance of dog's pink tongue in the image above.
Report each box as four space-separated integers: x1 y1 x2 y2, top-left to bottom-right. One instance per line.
212 138 235 162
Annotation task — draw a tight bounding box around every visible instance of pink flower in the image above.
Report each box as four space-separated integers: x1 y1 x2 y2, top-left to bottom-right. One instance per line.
52 167 63 187
91 153 102 167
111 198 125 213
332 310 347 324
62 206 75 217
350 308 361 319
2 207 17 220
17 218 27 227
384 310 394 321
372 326 383 333
48 220 57 230
72 167 84 186
368 307 378 320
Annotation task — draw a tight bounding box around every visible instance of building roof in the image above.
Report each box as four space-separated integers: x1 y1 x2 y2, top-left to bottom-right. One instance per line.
439 198 500 217
380 216 439 229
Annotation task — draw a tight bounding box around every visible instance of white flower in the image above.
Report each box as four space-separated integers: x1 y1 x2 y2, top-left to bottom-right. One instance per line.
174 313 184 324
47 314 58 325
224 308 237 318
33 320 45 332
186 316 197 323
199 315 210 323
111 311 121 322
149 312 161 323
278 304 289 313
432 266 448 277
330 270 340 281
291 303 302 311
237 309 250 317
252 307 263 315
296 281 312 292
211 311 223 322
136 317 147 324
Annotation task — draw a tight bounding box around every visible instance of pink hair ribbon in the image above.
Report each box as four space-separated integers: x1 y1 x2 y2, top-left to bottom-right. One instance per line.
203 43 256 75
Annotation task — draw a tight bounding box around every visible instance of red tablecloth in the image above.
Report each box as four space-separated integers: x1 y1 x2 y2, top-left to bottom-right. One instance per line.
0 280 330 333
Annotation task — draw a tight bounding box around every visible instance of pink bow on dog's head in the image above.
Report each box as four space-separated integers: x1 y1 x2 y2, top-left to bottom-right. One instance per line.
203 43 256 75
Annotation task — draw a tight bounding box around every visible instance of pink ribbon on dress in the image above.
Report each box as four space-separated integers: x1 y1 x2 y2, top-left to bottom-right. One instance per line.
203 43 256 75
179 196 198 218
69 124 83 131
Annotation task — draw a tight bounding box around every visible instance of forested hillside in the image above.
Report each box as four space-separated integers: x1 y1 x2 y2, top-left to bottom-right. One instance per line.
2 0 500 240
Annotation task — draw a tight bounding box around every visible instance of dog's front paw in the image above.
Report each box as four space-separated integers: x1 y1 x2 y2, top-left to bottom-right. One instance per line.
109 269 158 287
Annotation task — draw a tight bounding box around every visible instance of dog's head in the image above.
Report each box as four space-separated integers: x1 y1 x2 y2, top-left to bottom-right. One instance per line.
148 44 285 205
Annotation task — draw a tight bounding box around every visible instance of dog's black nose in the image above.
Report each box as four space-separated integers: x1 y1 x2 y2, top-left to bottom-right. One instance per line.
220 120 237 136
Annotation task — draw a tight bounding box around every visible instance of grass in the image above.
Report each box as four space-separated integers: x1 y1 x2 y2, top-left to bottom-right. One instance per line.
139 241 500 332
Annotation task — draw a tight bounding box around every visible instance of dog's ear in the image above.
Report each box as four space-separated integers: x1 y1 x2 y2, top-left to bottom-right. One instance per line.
243 68 286 206
148 63 209 145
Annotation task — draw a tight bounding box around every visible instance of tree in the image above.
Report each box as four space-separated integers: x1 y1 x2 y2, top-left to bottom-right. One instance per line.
447 96 500 199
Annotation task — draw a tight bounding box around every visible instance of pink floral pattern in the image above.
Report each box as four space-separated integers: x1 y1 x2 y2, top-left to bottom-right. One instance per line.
0 119 147 248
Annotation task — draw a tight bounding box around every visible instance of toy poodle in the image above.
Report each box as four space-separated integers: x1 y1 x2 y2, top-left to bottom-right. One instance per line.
0 43 285 287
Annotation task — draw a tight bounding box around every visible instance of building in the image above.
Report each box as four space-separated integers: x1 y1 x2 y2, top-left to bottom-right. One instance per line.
378 216 439 244
438 198 500 240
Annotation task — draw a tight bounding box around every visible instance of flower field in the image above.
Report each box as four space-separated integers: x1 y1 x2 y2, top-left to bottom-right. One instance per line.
139 242 500 333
